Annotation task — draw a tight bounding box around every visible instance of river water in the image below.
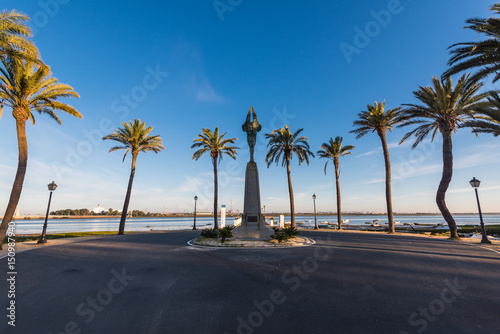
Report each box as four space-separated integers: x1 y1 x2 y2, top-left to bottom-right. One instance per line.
8 214 500 235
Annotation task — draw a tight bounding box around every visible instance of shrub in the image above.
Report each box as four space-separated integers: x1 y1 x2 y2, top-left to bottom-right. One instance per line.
270 231 288 243
218 226 234 243
200 228 218 239
282 227 299 238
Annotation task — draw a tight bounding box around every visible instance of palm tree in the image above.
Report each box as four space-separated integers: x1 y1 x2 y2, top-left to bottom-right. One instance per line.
265 125 314 228
317 137 354 230
0 58 81 248
444 4 500 83
399 74 490 240
191 127 238 229
0 10 41 70
465 91 500 136
103 119 164 235
351 101 403 233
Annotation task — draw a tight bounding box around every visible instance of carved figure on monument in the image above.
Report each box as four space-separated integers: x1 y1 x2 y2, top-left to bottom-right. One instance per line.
232 106 273 240
242 106 261 162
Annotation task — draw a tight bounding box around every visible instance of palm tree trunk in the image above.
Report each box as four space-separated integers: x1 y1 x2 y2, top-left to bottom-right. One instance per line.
334 161 342 230
378 131 395 233
213 158 219 230
118 152 137 235
286 158 295 228
437 131 459 239
0 118 28 249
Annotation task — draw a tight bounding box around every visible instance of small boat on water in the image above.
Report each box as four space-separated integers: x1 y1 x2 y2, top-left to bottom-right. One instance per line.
394 221 401 225
342 219 349 223
371 223 382 227
373 219 381 223
320 221 329 225
296 222 305 225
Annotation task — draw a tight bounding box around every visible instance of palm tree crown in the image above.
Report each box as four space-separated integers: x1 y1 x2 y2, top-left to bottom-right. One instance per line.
465 91 500 137
103 119 165 160
317 137 355 175
191 127 239 162
399 74 491 146
265 126 314 167
351 101 402 138
0 58 80 122
0 10 40 64
444 4 500 82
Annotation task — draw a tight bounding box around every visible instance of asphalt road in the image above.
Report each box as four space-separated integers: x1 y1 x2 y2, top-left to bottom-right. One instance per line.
1 231 499 334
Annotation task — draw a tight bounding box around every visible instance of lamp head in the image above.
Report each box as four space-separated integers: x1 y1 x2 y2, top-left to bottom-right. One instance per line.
194 196 198 201
48 181 58 192
469 177 480 189
312 194 316 200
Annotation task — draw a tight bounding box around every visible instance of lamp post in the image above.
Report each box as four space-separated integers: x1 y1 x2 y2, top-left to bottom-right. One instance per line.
312 194 318 230
38 181 57 244
193 196 198 230
469 177 491 244
263 205 266 214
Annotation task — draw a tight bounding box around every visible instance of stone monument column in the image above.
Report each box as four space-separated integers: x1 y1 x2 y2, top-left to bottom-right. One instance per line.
233 107 273 240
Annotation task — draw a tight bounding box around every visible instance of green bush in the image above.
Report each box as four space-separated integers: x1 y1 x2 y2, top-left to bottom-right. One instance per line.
218 226 234 243
271 231 288 243
282 227 299 238
200 228 218 239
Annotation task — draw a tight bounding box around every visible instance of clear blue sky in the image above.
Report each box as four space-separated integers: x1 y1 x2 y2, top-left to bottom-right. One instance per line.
2 0 499 215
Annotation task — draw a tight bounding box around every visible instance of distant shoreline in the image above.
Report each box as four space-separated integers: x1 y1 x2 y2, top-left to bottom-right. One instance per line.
5 212 499 220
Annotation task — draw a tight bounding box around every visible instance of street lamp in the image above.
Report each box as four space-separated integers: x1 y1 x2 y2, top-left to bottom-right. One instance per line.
263 205 266 214
193 196 198 230
469 177 491 244
38 181 57 244
312 194 318 230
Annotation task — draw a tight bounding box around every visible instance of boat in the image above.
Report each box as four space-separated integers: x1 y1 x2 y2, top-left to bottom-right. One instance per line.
371 223 382 227
394 221 401 225
320 221 329 225
342 219 349 223
373 219 380 223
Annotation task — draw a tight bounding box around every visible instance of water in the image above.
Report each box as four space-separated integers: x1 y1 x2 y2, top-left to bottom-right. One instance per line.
7 214 500 235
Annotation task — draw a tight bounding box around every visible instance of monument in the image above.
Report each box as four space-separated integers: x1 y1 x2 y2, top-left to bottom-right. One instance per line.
233 107 274 240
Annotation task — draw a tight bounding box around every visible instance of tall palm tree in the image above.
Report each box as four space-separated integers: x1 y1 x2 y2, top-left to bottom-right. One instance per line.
351 101 403 233
0 10 41 70
465 91 500 136
265 125 314 228
444 4 500 83
399 74 490 240
0 58 80 248
103 119 164 235
317 137 354 230
191 127 238 229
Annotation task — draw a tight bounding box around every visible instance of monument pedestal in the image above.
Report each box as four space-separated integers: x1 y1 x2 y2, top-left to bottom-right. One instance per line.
232 161 273 240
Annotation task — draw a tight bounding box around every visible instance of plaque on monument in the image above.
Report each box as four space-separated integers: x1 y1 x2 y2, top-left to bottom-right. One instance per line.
232 107 274 240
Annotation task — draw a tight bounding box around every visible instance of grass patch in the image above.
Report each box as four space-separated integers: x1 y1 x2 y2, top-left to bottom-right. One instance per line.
3 231 119 244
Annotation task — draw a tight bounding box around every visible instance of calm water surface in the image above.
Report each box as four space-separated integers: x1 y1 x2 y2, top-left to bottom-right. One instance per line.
7 214 500 234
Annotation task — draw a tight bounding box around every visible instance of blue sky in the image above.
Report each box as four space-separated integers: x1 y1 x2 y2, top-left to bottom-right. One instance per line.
2 0 499 215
